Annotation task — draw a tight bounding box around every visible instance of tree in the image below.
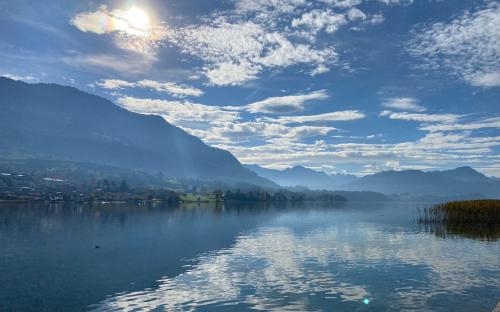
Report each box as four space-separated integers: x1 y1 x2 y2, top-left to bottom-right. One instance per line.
119 180 130 192
212 189 223 202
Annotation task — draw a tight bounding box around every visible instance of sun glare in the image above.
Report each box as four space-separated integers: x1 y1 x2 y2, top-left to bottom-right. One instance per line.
123 7 150 31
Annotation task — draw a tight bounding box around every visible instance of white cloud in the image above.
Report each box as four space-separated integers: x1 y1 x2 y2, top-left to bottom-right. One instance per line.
164 0 390 86
172 21 267 86
234 0 306 14
97 79 203 98
206 121 336 143
381 97 426 112
475 164 500 177
321 0 362 9
70 6 118 35
310 64 330 76
204 61 261 86
115 94 497 175
173 21 337 85
291 6 380 39
368 14 384 25
407 3 500 87
420 117 500 132
70 0 392 85
379 110 460 123
64 53 156 75
1 73 38 82
268 110 366 123
256 35 338 70
404 132 500 155
245 90 329 114
469 72 500 87
117 96 240 126
418 132 468 145
219 129 500 175
346 8 367 21
378 0 413 5
137 80 203 97
96 79 135 89
116 95 345 144
113 97 493 177
177 21 264 64
322 0 411 8
292 10 348 34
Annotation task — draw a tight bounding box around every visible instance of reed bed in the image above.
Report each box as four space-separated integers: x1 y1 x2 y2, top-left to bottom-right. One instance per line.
418 200 500 240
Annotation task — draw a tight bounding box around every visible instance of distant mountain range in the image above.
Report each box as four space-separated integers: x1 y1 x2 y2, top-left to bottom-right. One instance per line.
345 166 500 197
245 164 358 190
246 164 499 198
0 77 275 187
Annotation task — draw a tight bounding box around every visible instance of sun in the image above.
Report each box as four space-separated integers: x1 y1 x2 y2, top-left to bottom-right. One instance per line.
123 7 150 31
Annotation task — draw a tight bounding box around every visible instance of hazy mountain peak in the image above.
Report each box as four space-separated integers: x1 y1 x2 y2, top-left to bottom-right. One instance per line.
440 166 489 182
445 166 478 174
245 164 358 190
287 165 315 173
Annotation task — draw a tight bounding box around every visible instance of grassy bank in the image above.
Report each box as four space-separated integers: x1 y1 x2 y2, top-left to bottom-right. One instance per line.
180 194 221 203
419 200 500 240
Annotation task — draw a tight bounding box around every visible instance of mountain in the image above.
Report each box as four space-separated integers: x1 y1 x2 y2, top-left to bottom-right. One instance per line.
439 166 491 183
345 166 500 197
245 164 358 190
0 77 275 187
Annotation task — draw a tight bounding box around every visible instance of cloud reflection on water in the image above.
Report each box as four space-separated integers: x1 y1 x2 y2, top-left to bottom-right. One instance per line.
90 222 500 311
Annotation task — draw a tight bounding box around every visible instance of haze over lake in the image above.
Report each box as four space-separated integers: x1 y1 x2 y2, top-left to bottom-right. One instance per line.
1 201 499 312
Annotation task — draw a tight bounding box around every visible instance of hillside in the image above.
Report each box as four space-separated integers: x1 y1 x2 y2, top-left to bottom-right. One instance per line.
0 77 275 187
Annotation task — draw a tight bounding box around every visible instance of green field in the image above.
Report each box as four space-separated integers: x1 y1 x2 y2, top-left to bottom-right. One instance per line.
180 194 221 203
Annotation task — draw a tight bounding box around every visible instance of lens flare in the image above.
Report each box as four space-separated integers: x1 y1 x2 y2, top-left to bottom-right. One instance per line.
70 5 165 54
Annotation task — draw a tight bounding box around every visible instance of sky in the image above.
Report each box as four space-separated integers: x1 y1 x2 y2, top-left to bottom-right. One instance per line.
0 0 499 176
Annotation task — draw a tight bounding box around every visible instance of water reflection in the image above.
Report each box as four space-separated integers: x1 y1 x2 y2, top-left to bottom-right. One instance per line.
1 202 499 312
420 222 500 241
0 202 287 312
90 216 500 312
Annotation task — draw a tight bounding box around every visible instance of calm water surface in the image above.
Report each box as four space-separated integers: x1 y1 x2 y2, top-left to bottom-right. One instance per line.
0 201 499 311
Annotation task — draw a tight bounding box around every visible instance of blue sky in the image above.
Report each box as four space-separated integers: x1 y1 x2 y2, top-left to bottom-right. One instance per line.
1 0 499 176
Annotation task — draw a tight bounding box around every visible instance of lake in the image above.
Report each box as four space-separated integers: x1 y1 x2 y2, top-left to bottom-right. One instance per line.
0 201 499 311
